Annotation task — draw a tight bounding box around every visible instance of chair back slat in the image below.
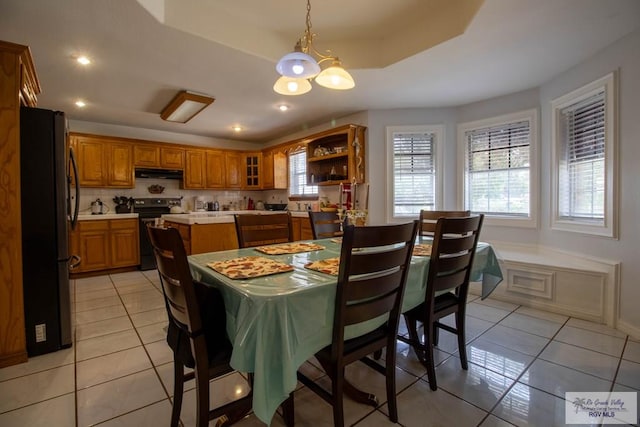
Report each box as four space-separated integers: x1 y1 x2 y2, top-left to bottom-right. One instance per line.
426 215 484 299
419 210 470 237
347 247 407 276
345 269 404 302
344 292 397 326
332 221 419 351
234 213 293 248
309 211 343 239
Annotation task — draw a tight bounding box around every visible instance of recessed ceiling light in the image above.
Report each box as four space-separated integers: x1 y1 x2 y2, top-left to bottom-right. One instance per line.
76 56 91 65
232 125 242 132
278 105 289 112
75 100 86 108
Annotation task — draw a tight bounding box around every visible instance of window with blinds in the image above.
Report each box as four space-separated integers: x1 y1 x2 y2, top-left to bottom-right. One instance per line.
464 120 531 217
551 72 616 237
288 150 317 197
558 91 605 221
392 131 436 216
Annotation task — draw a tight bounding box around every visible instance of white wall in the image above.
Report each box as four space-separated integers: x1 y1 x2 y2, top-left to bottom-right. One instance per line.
537 29 640 334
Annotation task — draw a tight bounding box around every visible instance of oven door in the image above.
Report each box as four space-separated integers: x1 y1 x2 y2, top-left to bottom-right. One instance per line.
139 217 158 271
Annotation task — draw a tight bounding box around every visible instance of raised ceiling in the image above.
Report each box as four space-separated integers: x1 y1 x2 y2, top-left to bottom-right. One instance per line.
1 0 639 143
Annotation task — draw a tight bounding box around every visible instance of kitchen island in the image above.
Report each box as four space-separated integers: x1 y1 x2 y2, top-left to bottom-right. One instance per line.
161 211 312 254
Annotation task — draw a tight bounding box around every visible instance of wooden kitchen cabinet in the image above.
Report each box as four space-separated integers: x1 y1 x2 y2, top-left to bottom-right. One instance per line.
184 149 206 189
225 151 243 189
205 149 226 188
71 133 134 188
164 221 238 253
70 218 140 274
262 150 287 190
0 41 40 367
305 124 366 186
291 216 313 241
244 152 262 189
134 144 184 169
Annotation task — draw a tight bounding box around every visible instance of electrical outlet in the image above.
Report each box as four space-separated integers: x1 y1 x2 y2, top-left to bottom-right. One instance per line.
35 324 46 342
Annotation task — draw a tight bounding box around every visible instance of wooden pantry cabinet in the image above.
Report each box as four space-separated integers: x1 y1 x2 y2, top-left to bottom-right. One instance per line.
70 218 140 274
70 133 134 188
0 40 40 367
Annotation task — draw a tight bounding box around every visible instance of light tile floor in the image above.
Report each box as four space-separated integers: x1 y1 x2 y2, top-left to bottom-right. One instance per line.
1 270 639 426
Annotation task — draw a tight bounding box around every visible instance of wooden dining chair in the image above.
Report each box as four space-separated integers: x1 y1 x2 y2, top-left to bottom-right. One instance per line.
308 210 343 239
399 214 484 391
146 224 253 427
292 221 419 427
419 209 470 237
234 212 293 248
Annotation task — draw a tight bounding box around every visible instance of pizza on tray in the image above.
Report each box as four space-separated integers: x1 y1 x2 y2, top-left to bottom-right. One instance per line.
304 257 340 276
207 256 293 279
254 242 325 255
412 244 432 256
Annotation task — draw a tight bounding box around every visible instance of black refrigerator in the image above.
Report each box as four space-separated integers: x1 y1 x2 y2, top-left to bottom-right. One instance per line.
20 106 80 356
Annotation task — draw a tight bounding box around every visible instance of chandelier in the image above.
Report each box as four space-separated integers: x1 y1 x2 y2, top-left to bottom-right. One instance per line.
273 0 355 96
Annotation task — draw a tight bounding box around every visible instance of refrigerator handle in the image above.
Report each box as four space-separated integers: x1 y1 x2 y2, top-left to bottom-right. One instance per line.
69 254 82 270
68 147 80 230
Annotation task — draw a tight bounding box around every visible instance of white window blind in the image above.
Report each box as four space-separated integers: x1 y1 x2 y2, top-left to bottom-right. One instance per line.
392 131 435 216
558 90 605 221
465 121 530 216
289 150 317 196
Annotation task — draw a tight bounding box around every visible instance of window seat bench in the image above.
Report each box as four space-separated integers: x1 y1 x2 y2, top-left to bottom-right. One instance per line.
470 242 620 327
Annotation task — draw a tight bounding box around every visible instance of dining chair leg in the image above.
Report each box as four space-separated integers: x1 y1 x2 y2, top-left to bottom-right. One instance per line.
432 322 440 346
403 314 424 363
195 366 210 427
385 346 398 422
281 393 295 427
425 315 438 391
456 310 468 370
332 367 346 427
171 361 184 427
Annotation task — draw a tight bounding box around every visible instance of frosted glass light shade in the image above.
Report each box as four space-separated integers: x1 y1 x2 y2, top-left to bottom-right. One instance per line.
273 76 312 96
315 64 355 90
276 51 321 79
160 91 214 123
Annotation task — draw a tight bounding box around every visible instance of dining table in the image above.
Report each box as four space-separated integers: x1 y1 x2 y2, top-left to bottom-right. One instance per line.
188 236 502 424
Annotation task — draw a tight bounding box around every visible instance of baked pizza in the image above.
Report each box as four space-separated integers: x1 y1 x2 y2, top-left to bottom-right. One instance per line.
304 257 340 276
412 244 432 256
207 256 293 279
254 242 325 255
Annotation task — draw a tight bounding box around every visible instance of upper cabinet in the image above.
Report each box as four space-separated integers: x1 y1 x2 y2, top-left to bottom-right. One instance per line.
244 152 262 189
305 124 366 186
184 148 227 189
225 151 243 189
134 144 184 169
70 133 134 188
262 150 288 190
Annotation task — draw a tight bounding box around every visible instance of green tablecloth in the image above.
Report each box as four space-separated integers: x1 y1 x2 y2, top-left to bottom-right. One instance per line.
188 237 502 424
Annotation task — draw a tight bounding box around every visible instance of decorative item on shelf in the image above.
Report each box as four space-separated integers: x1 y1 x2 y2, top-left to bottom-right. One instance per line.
147 184 165 194
273 0 355 96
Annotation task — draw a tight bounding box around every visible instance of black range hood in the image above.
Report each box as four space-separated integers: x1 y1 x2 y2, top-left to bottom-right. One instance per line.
134 168 183 180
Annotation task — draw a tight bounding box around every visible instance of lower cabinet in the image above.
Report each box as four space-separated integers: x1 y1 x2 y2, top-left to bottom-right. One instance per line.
70 219 139 274
291 216 313 241
164 221 238 254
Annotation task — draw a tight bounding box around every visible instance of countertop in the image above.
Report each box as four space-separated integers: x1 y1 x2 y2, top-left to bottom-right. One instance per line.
162 210 309 225
77 213 139 220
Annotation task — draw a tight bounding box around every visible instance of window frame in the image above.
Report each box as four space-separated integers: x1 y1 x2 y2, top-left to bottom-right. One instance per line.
457 109 539 228
550 71 618 238
385 125 444 223
288 149 318 198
